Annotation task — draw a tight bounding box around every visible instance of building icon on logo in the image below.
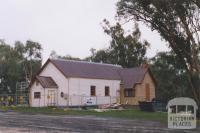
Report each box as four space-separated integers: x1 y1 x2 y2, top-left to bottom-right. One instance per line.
166 97 198 129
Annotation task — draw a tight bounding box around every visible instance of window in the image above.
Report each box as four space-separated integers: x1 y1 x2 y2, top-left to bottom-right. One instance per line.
60 92 64 98
34 92 41 99
124 89 135 97
105 86 110 96
145 83 150 101
90 86 96 96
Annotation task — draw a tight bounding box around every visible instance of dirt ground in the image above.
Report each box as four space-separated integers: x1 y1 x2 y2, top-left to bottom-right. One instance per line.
0 111 199 133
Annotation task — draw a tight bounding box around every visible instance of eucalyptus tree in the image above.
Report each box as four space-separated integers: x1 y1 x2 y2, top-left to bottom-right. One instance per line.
117 0 200 106
151 52 191 101
0 40 42 93
89 20 150 68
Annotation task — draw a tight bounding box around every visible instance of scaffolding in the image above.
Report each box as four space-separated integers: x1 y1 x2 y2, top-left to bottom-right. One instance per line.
15 81 29 106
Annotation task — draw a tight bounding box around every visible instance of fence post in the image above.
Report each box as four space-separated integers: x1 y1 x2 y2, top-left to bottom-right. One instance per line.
81 95 83 106
39 97 40 107
96 96 97 105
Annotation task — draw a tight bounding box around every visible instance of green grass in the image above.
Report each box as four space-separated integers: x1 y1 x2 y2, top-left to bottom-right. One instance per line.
0 106 167 122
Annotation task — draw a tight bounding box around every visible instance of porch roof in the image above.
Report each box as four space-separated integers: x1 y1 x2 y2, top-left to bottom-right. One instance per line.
36 76 58 88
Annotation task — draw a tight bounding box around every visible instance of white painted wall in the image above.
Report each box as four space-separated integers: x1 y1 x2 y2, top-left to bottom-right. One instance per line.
68 78 121 106
39 62 68 106
30 82 59 107
30 82 45 107
30 62 121 107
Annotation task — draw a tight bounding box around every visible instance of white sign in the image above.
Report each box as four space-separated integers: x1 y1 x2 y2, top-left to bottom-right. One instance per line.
85 98 94 105
166 97 198 129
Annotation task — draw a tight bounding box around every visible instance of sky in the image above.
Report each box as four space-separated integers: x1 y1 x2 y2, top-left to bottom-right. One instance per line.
0 0 169 63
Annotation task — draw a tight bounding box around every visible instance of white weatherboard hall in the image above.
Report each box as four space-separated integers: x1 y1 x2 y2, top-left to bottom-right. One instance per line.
29 59 121 107
29 58 155 107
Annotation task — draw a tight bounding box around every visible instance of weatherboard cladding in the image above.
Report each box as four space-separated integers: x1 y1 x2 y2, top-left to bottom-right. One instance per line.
36 76 58 88
49 59 147 88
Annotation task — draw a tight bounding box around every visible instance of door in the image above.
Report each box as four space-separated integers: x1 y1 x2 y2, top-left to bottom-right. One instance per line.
145 83 150 101
48 90 56 106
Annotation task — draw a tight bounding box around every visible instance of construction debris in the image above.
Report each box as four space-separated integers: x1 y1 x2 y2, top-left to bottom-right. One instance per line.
97 103 124 110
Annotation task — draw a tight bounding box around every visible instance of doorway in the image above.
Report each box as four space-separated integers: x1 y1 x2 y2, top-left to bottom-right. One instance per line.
47 90 56 106
145 83 150 101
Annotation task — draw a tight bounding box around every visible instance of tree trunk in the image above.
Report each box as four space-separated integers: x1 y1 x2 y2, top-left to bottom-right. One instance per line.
188 71 200 117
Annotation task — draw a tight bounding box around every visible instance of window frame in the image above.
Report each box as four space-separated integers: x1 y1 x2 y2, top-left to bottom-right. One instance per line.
34 92 41 99
124 88 135 97
60 92 64 98
105 86 110 96
90 86 96 96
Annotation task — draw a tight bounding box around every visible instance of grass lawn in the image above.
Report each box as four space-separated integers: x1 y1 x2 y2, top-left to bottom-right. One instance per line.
0 106 168 122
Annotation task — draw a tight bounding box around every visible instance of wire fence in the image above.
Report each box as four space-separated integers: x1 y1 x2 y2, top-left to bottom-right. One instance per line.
0 93 120 107
31 93 120 107
0 94 29 106
0 93 166 112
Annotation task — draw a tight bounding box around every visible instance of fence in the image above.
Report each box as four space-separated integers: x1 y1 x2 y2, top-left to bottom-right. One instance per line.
0 93 166 111
31 93 119 107
0 93 119 107
0 94 29 106
69 95 119 106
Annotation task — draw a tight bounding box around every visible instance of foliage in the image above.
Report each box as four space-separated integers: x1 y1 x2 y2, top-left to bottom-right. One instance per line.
88 20 150 68
0 40 42 93
151 51 191 101
49 21 149 68
117 0 200 105
50 50 81 61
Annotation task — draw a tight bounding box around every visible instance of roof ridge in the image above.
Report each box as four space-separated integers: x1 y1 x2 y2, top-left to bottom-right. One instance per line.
119 67 148 72
50 58 122 68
